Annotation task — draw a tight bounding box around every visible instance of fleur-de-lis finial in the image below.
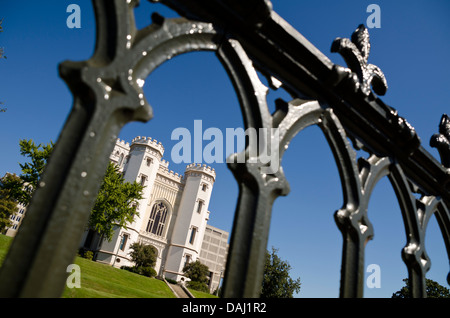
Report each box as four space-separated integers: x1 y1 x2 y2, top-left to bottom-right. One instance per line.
430 114 450 168
331 24 388 96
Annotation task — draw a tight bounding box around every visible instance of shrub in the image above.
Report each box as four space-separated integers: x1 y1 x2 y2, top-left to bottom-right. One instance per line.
182 260 209 284
121 266 140 274
140 266 157 278
121 265 156 278
84 251 93 261
129 242 157 268
78 248 94 260
187 280 210 293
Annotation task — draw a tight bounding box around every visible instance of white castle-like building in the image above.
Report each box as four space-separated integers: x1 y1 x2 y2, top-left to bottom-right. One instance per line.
79 136 228 292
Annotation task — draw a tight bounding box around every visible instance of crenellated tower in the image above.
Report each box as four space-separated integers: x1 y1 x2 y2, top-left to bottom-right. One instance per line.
81 136 228 285
164 163 216 281
93 136 165 264
122 137 164 235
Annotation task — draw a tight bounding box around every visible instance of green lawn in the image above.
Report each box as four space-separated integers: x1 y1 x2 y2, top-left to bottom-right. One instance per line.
188 288 219 298
0 234 175 298
0 234 219 298
62 257 176 298
0 234 12 265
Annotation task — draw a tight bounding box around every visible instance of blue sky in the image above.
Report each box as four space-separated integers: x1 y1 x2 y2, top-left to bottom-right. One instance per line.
1 1 449 298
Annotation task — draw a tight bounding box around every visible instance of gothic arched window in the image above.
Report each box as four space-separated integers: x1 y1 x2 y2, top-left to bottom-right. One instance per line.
146 202 168 236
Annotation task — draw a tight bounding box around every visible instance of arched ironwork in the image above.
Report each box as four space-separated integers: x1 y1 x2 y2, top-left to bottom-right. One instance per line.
0 0 449 298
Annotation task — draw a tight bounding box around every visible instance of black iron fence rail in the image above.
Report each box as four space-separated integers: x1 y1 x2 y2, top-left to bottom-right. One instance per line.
0 0 448 298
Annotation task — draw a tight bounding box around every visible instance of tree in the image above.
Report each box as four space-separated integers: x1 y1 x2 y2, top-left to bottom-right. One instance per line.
261 247 301 298
88 162 144 242
0 139 54 205
125 242 158 278
0 139 53 232
183 260 210 292
0 192 16 233
2 139 143 243
392 278 450 298
0 174 19 233
128 242 158 268
18 139 54 201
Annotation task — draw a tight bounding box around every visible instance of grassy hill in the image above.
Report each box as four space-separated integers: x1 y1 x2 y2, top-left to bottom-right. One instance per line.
0 234 216 298
62 257 176 298
0 234 12 265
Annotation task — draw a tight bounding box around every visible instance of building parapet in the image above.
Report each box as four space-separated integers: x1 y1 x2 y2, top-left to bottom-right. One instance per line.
131 136 165 156
158 164 184 184
116 138 131 149
160 159 169 168
185 163 216 181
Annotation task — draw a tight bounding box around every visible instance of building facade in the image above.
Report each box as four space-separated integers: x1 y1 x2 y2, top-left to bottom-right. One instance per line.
199 224 229 293
4 201 26 238
79 136 228 291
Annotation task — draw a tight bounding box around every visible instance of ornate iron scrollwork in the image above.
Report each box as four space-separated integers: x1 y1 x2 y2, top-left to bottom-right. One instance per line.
431 114 450 168
331 24 388 97
0 0 449 299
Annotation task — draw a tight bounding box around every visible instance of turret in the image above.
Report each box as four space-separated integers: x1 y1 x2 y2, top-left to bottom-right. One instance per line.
164 163 216 281
109 139 130 171
89 136 166 267
121 137 164 230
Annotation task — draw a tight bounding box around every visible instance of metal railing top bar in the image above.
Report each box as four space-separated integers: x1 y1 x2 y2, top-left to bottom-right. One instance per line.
155 0 450 200
0 0 448 299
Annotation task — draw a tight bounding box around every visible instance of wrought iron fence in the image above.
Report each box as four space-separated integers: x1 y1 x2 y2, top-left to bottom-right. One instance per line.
0 0 448 298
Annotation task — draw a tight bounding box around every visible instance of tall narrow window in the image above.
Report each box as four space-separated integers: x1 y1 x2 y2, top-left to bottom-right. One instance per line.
197 200 204 213
189 227 197 244
184 254 191 269
119 234 129 251
146 202 169 237
140 174 147 186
